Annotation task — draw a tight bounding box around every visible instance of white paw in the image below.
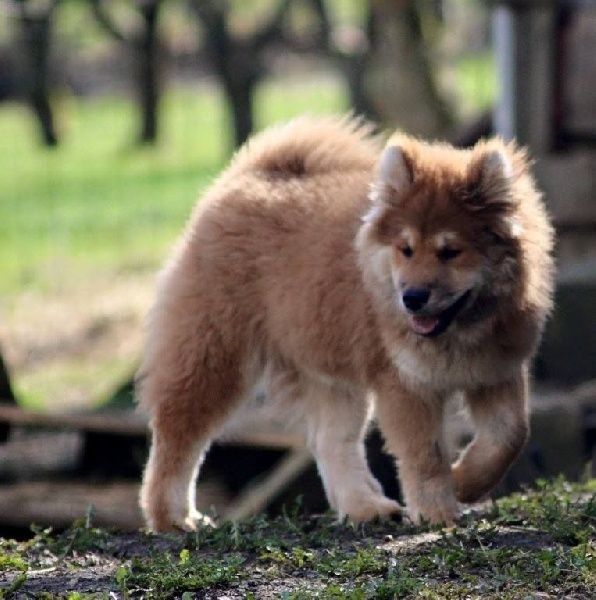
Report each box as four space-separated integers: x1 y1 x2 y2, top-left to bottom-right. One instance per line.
337 490 402 523
406 477 459 525
175 508 215 532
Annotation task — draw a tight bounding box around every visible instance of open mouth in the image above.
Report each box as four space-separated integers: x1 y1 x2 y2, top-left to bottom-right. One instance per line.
408 290 472 337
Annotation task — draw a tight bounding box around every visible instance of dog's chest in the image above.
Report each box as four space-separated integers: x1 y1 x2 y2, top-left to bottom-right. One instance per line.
391 341 517 392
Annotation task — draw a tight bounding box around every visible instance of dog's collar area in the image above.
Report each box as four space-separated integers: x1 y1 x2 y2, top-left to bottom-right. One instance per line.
412 290 473 338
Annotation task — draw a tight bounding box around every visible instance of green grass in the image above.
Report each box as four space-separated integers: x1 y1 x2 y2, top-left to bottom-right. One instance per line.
453 51 497 115
0 77 345 408
16 356 134 411
0 78 346 296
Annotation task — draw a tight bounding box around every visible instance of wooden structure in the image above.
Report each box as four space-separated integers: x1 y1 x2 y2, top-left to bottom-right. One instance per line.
491 0 596 384
0 403 313 528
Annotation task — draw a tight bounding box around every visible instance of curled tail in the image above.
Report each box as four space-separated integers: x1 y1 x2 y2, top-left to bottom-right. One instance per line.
228 115 382 179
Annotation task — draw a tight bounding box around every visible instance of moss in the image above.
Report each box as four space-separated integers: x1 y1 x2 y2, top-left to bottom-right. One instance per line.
114 550 244 597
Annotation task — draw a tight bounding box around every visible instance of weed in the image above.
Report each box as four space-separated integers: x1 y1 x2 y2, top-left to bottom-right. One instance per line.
318 547 386 578
0 573 27 599
0 552 27 571
494 476 596 544
56 520 111 557
115 551 244 597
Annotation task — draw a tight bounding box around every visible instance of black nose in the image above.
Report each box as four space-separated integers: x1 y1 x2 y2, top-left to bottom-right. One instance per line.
402 288 430 312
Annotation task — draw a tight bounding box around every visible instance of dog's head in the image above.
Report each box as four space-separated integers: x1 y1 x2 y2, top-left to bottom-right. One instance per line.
360 135 527 338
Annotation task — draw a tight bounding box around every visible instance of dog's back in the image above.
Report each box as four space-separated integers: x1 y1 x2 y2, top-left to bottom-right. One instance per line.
148 117 385 381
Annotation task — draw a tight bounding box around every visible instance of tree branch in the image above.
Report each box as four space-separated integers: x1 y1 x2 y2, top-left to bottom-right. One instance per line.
90 0 133 45
253 0 294 51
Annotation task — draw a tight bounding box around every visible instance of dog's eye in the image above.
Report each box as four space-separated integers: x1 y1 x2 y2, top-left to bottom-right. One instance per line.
437 247 462 261
401 246 414 258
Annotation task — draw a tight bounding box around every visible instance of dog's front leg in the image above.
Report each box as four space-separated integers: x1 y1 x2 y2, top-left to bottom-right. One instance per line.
452 367 529 504
375 377 458 525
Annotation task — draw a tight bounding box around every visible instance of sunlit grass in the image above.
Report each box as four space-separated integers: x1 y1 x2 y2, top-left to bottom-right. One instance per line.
453 51 496 115
0 77 346 296
0 76 346 409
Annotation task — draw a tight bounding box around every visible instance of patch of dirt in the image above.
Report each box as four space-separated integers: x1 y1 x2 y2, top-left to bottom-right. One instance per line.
2 273 154 372
0 272 155 409
13 565 116 596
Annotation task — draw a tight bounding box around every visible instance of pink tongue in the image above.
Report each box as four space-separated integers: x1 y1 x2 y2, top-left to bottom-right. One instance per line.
410 315 440 335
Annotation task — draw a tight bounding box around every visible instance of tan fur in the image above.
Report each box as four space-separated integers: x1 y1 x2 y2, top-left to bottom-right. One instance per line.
138 116 554 531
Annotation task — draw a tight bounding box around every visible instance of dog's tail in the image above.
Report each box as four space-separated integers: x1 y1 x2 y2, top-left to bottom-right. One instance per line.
229 115 382 179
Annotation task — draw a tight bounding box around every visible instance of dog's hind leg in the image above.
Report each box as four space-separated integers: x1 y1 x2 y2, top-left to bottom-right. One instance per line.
304 383 401 522
138 304 248 532
452 367 529 504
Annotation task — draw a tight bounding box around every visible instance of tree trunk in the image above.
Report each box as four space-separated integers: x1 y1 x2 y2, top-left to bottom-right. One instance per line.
358 0 453 138
193 2 259 150
137 2 161 144
337 3 378 120
0 349 17 443
224 72 257 148
90 0 163 145
19 5 59 147
191 0 292 150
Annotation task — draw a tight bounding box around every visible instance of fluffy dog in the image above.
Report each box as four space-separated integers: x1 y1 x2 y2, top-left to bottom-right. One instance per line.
138 116 554 532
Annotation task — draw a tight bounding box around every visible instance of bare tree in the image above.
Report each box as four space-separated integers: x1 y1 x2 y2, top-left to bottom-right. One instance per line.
11 0 60 147
358 0 453 137
190 0 294 148
303 0 377 118
90 0 164 144
0 348 17 443
311 0 453 137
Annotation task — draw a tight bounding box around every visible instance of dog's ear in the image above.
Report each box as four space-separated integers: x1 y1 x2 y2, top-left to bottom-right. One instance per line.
465 144 515 213
466 143 527 239
372 144 413 205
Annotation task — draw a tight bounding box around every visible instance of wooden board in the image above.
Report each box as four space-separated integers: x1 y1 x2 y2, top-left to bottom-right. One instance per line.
0 404 305 449
0 480 231 530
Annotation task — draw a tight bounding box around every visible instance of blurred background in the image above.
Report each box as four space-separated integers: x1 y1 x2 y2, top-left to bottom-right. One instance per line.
0 0 594 535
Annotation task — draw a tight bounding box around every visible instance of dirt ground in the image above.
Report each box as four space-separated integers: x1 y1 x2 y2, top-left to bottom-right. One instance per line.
1 272 154 411
1 480 594 599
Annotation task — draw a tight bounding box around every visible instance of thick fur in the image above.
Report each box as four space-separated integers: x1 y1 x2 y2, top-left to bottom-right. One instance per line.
138 116 554 532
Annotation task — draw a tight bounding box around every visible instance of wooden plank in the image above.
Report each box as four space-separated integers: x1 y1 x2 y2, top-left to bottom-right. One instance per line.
224 448 314 521
534 151 596 225
0 404 148 435
0 404 305 449
0 480 230 530
492 0 556 150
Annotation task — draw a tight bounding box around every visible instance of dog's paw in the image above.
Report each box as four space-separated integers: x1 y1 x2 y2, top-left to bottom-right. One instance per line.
142 497 215 533
338 491 402 524
178 509 216 532
406 476 459 526
408 501 459 526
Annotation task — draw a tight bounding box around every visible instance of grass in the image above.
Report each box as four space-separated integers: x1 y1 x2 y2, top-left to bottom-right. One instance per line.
452 51 496 114
0 78 346 296
0 479 594 598
0 76 346 409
